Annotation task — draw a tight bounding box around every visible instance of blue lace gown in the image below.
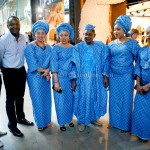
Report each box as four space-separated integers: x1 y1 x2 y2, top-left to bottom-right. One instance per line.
107 39 140 131
72 41 108 125
51 44 76 126
131 46 150 140
25 43 52 128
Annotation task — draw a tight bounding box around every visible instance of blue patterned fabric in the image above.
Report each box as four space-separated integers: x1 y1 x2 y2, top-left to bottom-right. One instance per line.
24 43 52 128
84 24 95 30
107 39 140 131
114 15 132 36
72 41 109 125
56 23 74 40
51 44 76 126
131 46 150 140
32 20 49 34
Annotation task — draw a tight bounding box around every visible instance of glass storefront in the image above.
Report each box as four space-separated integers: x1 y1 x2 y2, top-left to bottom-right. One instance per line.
0 8 3 35
0 0 32 35
37 0 69 45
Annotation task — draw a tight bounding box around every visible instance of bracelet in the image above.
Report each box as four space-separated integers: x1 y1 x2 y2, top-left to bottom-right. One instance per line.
54 81 58 83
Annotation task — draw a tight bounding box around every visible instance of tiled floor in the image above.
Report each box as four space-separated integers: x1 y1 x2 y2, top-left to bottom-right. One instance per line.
0 82 150 150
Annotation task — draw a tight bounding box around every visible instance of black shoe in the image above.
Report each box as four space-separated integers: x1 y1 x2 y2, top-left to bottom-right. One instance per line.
60 126 66 131
9 127 24 137
69 122 74 127
0 131 7 137
138 137 148 143
17 118 34 126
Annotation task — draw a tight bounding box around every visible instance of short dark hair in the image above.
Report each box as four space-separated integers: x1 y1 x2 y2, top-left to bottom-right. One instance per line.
130 28 139 36
7 16 19 24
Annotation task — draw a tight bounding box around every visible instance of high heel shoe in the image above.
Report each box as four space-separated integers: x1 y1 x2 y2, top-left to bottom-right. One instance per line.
60 126 66 131
69 122 74 127
138 137 148 143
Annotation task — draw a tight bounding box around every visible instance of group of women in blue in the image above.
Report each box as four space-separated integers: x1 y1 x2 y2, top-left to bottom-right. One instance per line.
108 15 140 132
24 15 150 142
107 15 150 142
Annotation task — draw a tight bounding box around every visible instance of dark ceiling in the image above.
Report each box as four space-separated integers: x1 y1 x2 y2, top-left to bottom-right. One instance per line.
127 0 150 5
127 0 142 2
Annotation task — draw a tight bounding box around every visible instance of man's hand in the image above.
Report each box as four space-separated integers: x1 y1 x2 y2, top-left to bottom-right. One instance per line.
103 76 109 88
71 80 76 92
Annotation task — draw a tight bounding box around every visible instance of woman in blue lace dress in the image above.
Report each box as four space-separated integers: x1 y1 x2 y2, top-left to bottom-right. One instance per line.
107 15 140 132
131 26 150 142
25 20 52 131
51 23 76 131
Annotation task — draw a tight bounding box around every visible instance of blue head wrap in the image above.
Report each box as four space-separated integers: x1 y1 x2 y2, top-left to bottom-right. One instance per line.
114 15 132 36
56 23 74 40
32 20 49 34
84 24 95 30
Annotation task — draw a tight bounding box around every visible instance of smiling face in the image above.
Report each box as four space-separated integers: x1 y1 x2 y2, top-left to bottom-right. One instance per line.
84 30 95 45
7 17 20 36
35 30 46 42
59 31 70 44
114 24 125 39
